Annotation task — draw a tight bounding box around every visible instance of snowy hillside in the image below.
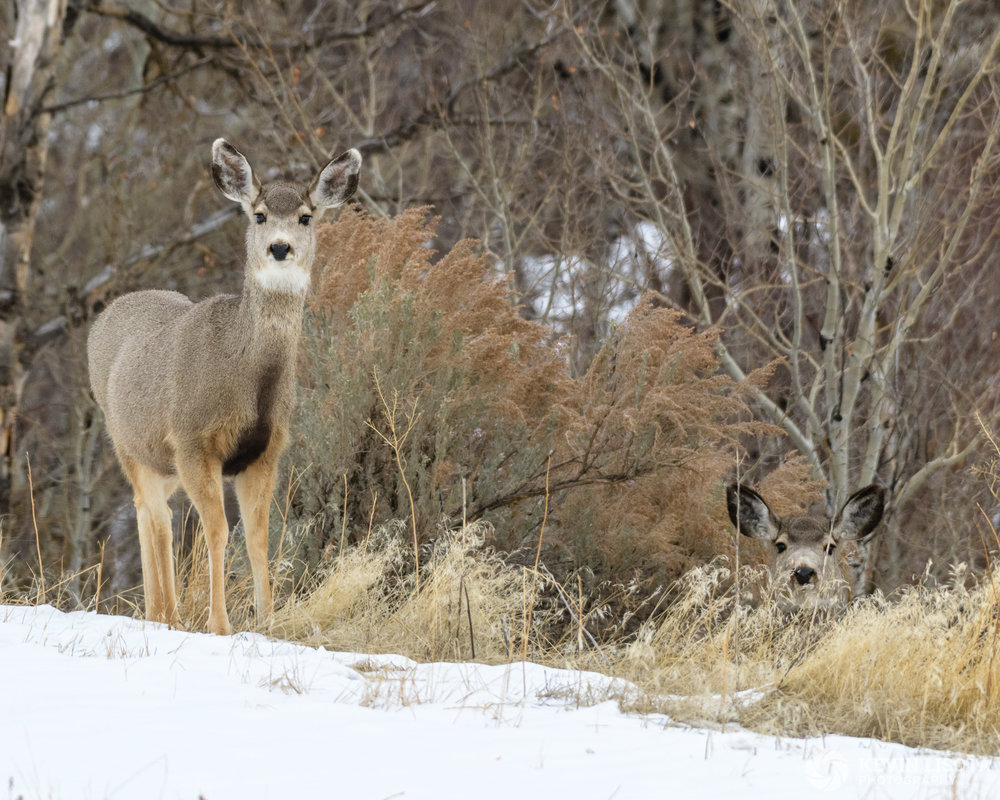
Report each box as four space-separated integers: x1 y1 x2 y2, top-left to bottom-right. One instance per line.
1 604 997 799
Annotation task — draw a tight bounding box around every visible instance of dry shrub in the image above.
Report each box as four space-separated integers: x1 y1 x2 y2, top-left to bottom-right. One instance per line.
753 457 826 517
290 208 771 604
552 302 761 584
295 207 573 557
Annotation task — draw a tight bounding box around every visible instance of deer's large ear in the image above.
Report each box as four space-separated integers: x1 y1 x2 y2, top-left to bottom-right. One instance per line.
310 149 362 210
832 485 885 542
727 484 780 541
211 139 260 209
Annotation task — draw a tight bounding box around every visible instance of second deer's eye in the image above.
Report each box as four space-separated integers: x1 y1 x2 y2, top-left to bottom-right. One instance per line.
255 212 266 224
825 542 837 555
776 542 787 554
299 214 312 226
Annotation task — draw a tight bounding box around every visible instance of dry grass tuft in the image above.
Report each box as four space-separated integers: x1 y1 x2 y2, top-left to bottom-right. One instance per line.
269 519 557 662
609 559 1000 754
763 571 1000 752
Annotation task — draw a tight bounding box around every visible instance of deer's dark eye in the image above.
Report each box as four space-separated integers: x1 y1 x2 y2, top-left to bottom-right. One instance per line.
775 542 787 554
299 214 312 226
825 542 837 555
255 212 266 225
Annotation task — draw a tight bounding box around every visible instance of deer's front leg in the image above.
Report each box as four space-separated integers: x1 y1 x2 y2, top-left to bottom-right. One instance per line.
178 452 232 635
234 438 282 626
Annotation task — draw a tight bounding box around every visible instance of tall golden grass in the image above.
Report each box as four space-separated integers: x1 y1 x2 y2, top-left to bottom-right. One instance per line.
615 560 1000 755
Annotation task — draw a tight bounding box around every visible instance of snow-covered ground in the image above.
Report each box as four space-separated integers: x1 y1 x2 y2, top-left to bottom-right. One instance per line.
2 604 997 799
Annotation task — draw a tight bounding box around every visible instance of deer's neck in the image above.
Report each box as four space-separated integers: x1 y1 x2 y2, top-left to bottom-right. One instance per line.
236 277 307 360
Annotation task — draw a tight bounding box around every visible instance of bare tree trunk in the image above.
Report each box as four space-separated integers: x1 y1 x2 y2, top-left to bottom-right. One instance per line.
0 0 69 513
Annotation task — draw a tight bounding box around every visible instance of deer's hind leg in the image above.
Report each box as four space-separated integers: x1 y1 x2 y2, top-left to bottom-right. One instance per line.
125 459 180 627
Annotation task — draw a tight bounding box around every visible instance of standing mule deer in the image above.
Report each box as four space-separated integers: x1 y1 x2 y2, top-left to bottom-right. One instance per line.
88 139 362 635
727 483 885 610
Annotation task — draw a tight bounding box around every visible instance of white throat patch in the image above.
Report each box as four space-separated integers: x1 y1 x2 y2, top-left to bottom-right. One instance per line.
253 261 311 294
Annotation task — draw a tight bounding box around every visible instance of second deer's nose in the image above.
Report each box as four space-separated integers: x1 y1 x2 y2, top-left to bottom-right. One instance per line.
793 566 816 586
270 242 291 261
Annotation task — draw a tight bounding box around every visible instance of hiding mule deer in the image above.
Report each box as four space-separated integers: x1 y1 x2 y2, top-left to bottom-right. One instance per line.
727 483 885 610
88 139 361 634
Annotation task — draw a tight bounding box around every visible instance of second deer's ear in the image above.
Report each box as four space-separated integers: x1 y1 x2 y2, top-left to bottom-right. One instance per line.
833 485 885 542
211 139 260 209
310 149 362 210
727 483 780 541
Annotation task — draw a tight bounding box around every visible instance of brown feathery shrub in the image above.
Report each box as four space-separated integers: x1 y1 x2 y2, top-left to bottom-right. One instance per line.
288 208 782 607
293 207 574 558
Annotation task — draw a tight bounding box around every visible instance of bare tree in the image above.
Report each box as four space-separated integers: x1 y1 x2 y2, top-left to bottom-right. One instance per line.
566 0 1000 588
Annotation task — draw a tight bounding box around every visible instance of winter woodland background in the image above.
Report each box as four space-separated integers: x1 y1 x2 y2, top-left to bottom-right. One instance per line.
3 0 1000 621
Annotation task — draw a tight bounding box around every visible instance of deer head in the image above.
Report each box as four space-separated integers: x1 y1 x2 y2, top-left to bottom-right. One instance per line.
727 483 885 610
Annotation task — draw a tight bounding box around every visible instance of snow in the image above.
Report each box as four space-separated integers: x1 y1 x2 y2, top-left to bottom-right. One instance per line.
2 605 997 799
517 221 673 329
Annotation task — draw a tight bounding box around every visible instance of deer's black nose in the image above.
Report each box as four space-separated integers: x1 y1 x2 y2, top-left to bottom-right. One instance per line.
270 242 291 261
793 566 816 586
